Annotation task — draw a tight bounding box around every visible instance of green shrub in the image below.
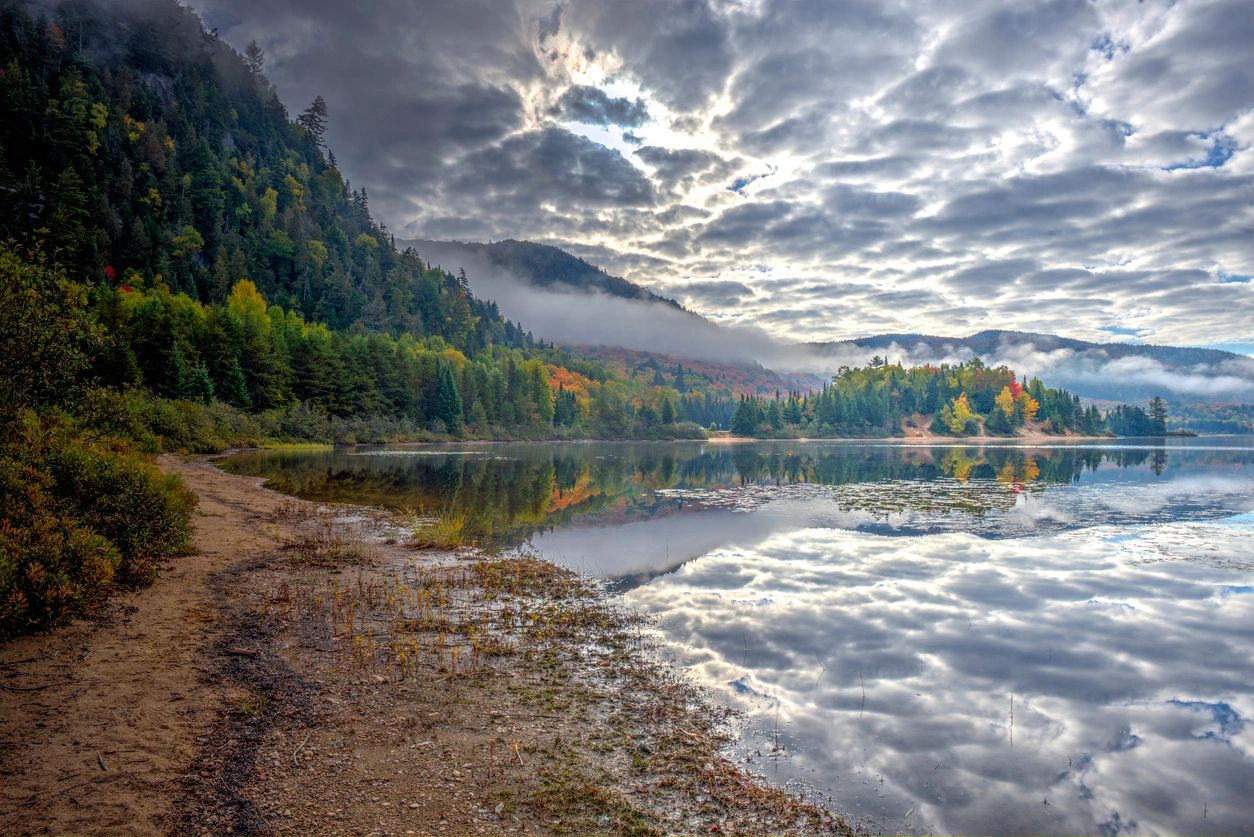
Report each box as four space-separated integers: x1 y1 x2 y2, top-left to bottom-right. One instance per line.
44 437 195 587
0 454 121 635
0 412 196 637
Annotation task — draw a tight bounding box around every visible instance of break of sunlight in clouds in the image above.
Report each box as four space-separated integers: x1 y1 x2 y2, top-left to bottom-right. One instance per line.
192 0 1254 350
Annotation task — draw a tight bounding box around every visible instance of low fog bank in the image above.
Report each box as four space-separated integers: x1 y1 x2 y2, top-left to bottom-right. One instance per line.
415 241 826 373
413 241 1254 403
814 338 1254 403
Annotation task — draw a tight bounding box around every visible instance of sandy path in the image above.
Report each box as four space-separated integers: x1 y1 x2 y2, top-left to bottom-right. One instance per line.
0 456 284 834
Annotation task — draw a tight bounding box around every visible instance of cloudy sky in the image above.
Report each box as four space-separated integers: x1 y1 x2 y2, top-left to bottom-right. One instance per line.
194 0 1253 349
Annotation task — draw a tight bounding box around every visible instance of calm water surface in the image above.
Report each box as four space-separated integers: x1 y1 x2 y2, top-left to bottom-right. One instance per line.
222 438 1254 834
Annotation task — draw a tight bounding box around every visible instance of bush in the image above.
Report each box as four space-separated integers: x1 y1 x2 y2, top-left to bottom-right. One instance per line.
0 454 120 635
0 412 196 637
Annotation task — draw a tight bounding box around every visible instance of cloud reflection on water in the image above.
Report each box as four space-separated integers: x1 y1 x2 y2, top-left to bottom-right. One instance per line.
222 438 1254 833
623 521 1254 834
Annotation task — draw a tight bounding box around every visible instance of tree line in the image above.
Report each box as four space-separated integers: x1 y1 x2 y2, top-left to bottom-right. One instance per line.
727 357 1166 438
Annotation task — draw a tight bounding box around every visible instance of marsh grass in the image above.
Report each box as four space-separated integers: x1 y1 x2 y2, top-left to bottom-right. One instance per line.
409 509 469 550
260 537 846 835
279 510 367 566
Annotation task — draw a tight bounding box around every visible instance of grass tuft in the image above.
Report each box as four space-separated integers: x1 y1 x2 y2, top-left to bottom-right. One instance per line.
410 509 468 550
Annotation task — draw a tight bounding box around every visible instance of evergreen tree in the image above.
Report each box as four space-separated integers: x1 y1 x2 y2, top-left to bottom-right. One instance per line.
163 342 189 399
219 359 252 410
244 40 264 75
297 95 328 147
188 361 215 405
660 396 675 425
986 401 1012 435
767 398 783 431
674 364 687 393
731 396 760 436
1148 396 1168 434
434 361 464 437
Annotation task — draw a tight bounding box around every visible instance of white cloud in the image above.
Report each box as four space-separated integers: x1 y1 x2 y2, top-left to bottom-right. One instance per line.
195 0 1254 348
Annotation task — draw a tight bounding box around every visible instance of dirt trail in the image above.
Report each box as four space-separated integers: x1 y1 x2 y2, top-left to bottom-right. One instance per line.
0 457 283 834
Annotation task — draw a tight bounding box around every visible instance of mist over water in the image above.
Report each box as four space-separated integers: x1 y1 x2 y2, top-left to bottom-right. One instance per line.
223 437 1254 835
404 241 1254 400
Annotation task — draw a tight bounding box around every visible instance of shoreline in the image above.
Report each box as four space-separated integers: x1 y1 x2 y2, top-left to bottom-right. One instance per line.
0 456 850 835
232 430 1196 453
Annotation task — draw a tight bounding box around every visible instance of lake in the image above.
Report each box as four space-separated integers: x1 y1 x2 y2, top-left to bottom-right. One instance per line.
221 438 1254 835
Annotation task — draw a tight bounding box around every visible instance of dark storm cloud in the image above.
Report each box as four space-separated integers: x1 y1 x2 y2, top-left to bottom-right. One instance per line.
187 0 1254 348
551 84 648 128
194 0 544 223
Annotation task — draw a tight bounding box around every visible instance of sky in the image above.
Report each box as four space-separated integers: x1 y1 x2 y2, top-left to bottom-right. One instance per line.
192 0 1254 349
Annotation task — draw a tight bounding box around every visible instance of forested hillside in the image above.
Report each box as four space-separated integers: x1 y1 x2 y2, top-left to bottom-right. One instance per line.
0 0 1181 637
0 0 704 637
0 0 710 443
0 0 518 345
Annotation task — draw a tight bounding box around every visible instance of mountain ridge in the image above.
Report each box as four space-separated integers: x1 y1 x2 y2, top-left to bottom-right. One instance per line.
403 238 687 310
814 329 1247 366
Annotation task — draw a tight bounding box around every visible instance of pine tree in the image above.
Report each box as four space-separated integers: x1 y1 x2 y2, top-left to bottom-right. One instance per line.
434 362 464 438
297 95 328 147
731 396 760 436
220 358 252 410
163 342 189 399
660 396 675 425
674 364 687 393
188 361 215 404
767 399 782 431
1148 396 1167 434
244 40 264 75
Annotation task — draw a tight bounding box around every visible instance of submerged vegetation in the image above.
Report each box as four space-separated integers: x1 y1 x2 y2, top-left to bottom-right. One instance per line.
224 441 1176 553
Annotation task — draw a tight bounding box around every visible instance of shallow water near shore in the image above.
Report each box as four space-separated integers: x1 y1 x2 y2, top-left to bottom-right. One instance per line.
222 437 1254 835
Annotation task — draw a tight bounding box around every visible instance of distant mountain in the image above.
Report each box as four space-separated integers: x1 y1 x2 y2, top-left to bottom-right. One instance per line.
811 330 1254 405
398 238 1254 408
403 239 685 309
828 329 1243 369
